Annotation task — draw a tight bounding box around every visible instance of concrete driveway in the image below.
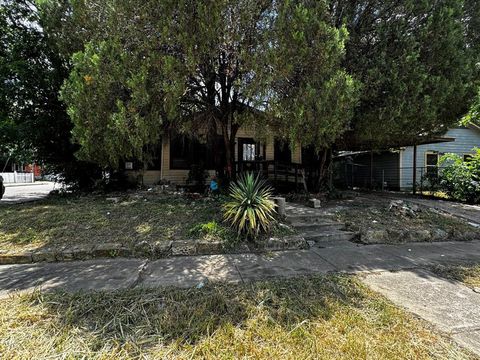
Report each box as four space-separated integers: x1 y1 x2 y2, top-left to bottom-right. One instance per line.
1 182 56 204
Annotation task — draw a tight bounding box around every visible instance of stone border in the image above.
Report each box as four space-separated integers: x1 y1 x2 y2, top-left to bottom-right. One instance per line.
0 235 309 265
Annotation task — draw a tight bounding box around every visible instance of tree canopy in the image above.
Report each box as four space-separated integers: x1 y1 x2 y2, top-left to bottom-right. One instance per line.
331 0 479 149
0 0 101 186
2 0 479 186
60 0 358 171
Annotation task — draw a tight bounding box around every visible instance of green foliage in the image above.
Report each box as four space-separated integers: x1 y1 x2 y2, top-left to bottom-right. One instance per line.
332 0 479 148
463 88 480 127
188 220 234 242
0 0 102 188
223 173 276 238
59 0 358 169
438 149 480 204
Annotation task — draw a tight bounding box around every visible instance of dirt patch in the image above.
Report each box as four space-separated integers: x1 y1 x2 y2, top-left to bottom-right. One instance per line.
331 195 480 244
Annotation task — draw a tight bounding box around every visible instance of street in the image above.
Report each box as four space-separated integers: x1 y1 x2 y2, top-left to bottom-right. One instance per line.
1 182 56 204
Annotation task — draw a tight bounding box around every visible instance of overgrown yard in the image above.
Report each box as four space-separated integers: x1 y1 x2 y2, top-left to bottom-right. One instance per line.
332 195 480 244
0 192 244 253
430 263 480 290
0 275 472 359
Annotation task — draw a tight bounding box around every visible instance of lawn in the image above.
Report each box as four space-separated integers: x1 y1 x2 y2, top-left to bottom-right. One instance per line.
430 263 480 290
0 192 234 252
0 275 472 359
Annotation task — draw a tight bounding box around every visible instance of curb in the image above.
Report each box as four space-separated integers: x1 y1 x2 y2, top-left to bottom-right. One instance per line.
0 235 309 265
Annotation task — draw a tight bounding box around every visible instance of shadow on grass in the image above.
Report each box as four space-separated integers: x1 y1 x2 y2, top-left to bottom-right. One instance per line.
24 275 361 348
0 192 224 251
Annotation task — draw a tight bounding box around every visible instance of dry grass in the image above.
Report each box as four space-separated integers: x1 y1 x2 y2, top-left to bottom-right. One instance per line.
430 263 480 289
0 192 230 252
0 275 472 359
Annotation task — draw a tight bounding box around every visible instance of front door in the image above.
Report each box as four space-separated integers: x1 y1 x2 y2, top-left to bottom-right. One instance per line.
238 138 259 172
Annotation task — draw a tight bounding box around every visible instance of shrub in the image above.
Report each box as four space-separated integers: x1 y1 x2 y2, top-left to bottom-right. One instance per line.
186 164 209 192
438 149 480 204
189 221 223 238
223 173 276 238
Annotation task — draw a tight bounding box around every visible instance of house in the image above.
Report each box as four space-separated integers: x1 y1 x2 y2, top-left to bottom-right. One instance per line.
124 126 303 187
334 125 480 191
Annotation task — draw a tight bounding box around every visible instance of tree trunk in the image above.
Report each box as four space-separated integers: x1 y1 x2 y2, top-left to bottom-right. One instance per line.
315 148 332 191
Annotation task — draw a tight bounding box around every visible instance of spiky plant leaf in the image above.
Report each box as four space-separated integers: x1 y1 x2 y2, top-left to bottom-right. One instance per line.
223 173 276 239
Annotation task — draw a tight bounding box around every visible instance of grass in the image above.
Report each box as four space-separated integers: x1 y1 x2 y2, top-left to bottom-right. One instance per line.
430 263 480 289
0 275 472 359
0 192 233 252
0 192 295 253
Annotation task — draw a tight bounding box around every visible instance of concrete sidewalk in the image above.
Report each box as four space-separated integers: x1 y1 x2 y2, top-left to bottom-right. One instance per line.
363 269 480 356
1 240 479 298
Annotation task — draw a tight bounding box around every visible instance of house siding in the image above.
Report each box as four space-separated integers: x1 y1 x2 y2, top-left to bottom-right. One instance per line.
399 126 480 189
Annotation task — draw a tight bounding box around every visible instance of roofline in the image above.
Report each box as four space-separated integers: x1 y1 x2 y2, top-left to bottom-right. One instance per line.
468 123 480 132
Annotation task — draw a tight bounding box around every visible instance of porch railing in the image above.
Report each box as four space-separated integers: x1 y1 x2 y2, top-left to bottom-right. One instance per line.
234 160 306 190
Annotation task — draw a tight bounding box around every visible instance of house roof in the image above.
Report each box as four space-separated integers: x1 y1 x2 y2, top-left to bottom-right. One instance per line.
335 131 456 151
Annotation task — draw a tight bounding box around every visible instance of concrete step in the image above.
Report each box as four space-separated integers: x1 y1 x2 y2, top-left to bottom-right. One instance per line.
285 214 336 224
308 239 356 248
291 222 345 232
303 230 357 243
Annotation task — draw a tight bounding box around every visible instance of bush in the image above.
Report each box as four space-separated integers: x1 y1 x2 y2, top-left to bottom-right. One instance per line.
189 221 226 239
223 173 276 239
438 149 480 204
186 164 209 192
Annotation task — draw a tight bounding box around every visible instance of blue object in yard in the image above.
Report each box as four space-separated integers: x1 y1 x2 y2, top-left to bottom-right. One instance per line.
210 179 218 191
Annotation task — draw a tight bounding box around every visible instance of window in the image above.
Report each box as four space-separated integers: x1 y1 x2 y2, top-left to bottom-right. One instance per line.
242 143 256 161
170 135 225 170
425 152 439 176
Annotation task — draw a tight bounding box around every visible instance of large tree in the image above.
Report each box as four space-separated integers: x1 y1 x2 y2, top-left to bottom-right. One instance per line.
60 0 358 176
330 0 479 149
0 0 101 187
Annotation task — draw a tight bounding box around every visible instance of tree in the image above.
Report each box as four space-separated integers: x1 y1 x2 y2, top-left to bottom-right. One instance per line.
0 0 101 187
330 0 479 149
60 0 358 178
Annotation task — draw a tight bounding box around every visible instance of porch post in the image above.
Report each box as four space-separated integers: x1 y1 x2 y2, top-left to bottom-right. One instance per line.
412 145 417 195
370 150 373 189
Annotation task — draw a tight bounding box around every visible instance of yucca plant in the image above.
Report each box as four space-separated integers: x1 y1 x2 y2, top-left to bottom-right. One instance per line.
223 173 276 239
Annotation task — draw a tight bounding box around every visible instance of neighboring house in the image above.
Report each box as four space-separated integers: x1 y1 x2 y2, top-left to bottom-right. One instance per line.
399 125 480 190
334 125 480 191
125 126 303 186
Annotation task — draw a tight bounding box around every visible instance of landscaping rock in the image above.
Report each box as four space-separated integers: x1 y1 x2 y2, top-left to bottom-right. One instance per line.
362 229 389 244
0 252 32 265
284 235 309 250
388 200 420 217
264 237 286 250
196 240 224 255
31 249 57 263
134 240 153 256
273 197 286 217
56 248 75 261
93 243 131 258
171 240 196 256
431 228 449 241
308 198 321 208
411 229 432 242
153 241 173 257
